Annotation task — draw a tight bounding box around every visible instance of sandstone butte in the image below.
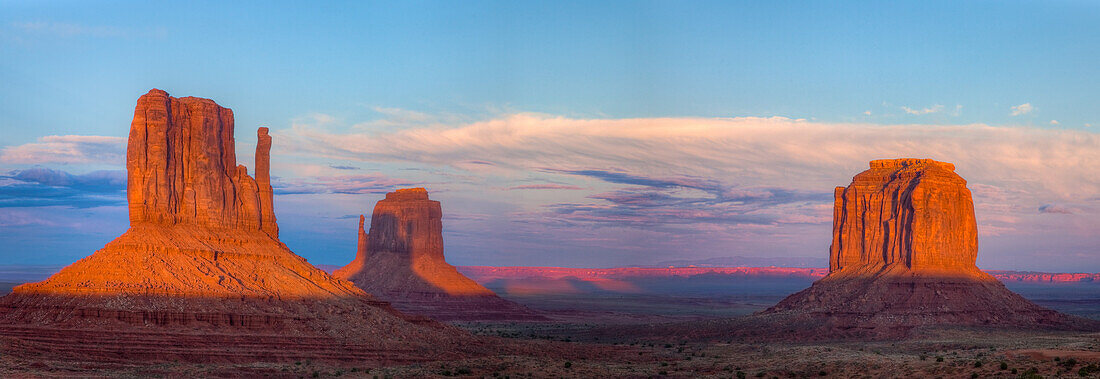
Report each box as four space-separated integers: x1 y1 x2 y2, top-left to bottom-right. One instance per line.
0 89 499 364
334 188 545 321
761 158 1098 339
593 159 1099 342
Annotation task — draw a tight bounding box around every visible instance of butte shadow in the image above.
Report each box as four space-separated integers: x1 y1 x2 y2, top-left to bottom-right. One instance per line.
0 90 496 364
595 158 1100 342
334 188 546 321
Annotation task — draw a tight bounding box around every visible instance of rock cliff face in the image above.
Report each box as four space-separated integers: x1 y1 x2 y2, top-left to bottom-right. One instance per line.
335 188 544 321
366 188 451 275
760 159 1095 339
829 159 978 276
126 90 277 235
0 89 481 363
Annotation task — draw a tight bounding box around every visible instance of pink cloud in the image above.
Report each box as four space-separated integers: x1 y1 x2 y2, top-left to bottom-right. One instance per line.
285 114 1100 202
508 184 584 190
274 174 418 195
1 135 125 165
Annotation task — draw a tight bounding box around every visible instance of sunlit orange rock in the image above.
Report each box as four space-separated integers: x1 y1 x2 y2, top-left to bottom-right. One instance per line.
335 188 545 321
0 89 481 363
256 127 279 237
762 158 1095 338
828 159 979 276
126 90 276 234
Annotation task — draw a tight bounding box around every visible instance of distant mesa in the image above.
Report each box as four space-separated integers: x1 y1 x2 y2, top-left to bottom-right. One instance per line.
335 188 545 321
762 158 1098 339
0 89 479 363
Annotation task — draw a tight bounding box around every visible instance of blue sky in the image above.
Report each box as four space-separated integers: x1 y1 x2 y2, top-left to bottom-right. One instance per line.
1 1 1099 271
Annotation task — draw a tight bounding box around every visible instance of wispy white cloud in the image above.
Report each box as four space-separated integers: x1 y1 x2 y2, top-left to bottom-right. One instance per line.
901 104 944 115
508 184 584 190
273 173 417 195
0 135 125 165
278 111 1100 256
1011 103 1035 116
285 113 1100 201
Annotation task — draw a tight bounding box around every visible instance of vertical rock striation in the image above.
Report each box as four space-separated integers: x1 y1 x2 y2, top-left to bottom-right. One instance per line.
828 159 978 276
335 188 545 321
126 89 278 235
368 188 448 268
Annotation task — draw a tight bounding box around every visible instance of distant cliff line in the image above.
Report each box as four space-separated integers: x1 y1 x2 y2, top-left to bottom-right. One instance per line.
454 266 1100 284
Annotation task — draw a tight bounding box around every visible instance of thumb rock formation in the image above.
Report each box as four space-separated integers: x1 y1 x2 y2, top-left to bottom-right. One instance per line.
0 89 479 363
335 188 545 321
763 158 1094 339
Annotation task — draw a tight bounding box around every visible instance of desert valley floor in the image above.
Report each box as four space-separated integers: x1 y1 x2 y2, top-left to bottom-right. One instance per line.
2 265 1099 378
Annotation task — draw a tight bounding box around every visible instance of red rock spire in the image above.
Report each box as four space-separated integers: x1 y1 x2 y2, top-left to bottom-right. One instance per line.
357 214 369 259
256 127 278 237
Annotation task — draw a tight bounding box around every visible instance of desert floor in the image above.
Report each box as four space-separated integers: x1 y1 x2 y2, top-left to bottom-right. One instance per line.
1 276 1098 377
